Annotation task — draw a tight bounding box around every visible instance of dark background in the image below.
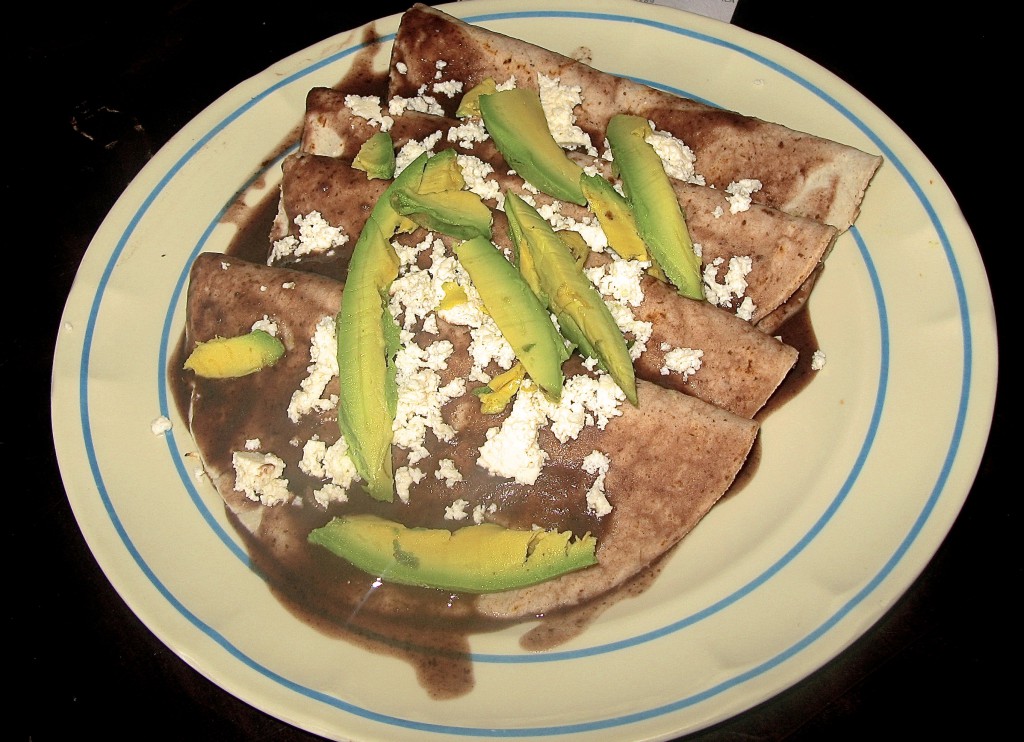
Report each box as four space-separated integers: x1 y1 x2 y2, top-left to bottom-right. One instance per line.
19 1 1011 739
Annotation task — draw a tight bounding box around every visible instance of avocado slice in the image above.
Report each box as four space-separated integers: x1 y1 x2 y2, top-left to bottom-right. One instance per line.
605 114 703 299
352 131 396 180
336 152 431 503
418 147 465 193
474 362 527 414
453 236 568 399
555 228 591 269
389 188 493 241
456 77 497 118
387 148 492 240
580 173 667 282
308 513 598 593
183 329 284 378
478 87 587 206
504 192 638 405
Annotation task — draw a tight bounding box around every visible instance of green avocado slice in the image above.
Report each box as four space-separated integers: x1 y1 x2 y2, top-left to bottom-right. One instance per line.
352 131 396 180
504 192 638 405
453 236 568 399
417 146 465 192
336 152 431 503
479 87 587 206
456 77 498 118
389 188 493 241
308 514 598 593
183 329 284 378
605 114 703 300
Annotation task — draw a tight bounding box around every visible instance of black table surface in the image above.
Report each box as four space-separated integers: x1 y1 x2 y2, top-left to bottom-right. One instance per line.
22 1 1012 739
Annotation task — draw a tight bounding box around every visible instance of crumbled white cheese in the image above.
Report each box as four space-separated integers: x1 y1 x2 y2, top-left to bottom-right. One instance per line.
469 321 516 376
251 316 278 337
394 130 444 173
444 498 471 521
549 372 626 441
232 451 291 506
476 372 626 484
476 382 551 485
395 466 425 504
448 119 490 149
659 343 704 378
344 94 394 131
300 435 360 506
811 349 827 370
582 449 612 517
725 179 763 214
389 86 445 117
435 458 463 488
457 153 502 204
433 79 463 98
735 296 757 322
644 125 704 185
270 211 350 264
393 232 434 269
472 502 498 525
244 438 261 450
287 315 339 422
703 255 754 318
604 300 653 360
150 416 172 436
537 74 597 155
391 338 465 464
395 61 408 75
585 258 648 307
390 267 441 331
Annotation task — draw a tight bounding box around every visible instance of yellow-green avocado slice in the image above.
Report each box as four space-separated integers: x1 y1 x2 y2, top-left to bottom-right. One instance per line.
605 114 703 300
453 236 569 400
308 514 598 593
183 329 284 378
478 87 587 206
336 153 432 503
352 131 396 180
504 192 638 405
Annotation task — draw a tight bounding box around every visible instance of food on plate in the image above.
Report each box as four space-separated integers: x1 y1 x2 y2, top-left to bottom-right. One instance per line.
170 3 881 691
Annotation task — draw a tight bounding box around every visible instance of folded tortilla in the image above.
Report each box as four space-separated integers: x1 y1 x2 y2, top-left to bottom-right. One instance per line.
387 3 881 232
298 91 838 333
182 251 759 618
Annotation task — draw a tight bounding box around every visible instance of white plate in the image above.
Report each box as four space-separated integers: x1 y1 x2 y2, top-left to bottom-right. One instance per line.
51 1 998 739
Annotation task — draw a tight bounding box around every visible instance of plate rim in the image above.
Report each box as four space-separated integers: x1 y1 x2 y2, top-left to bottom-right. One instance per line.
51 1 998 739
